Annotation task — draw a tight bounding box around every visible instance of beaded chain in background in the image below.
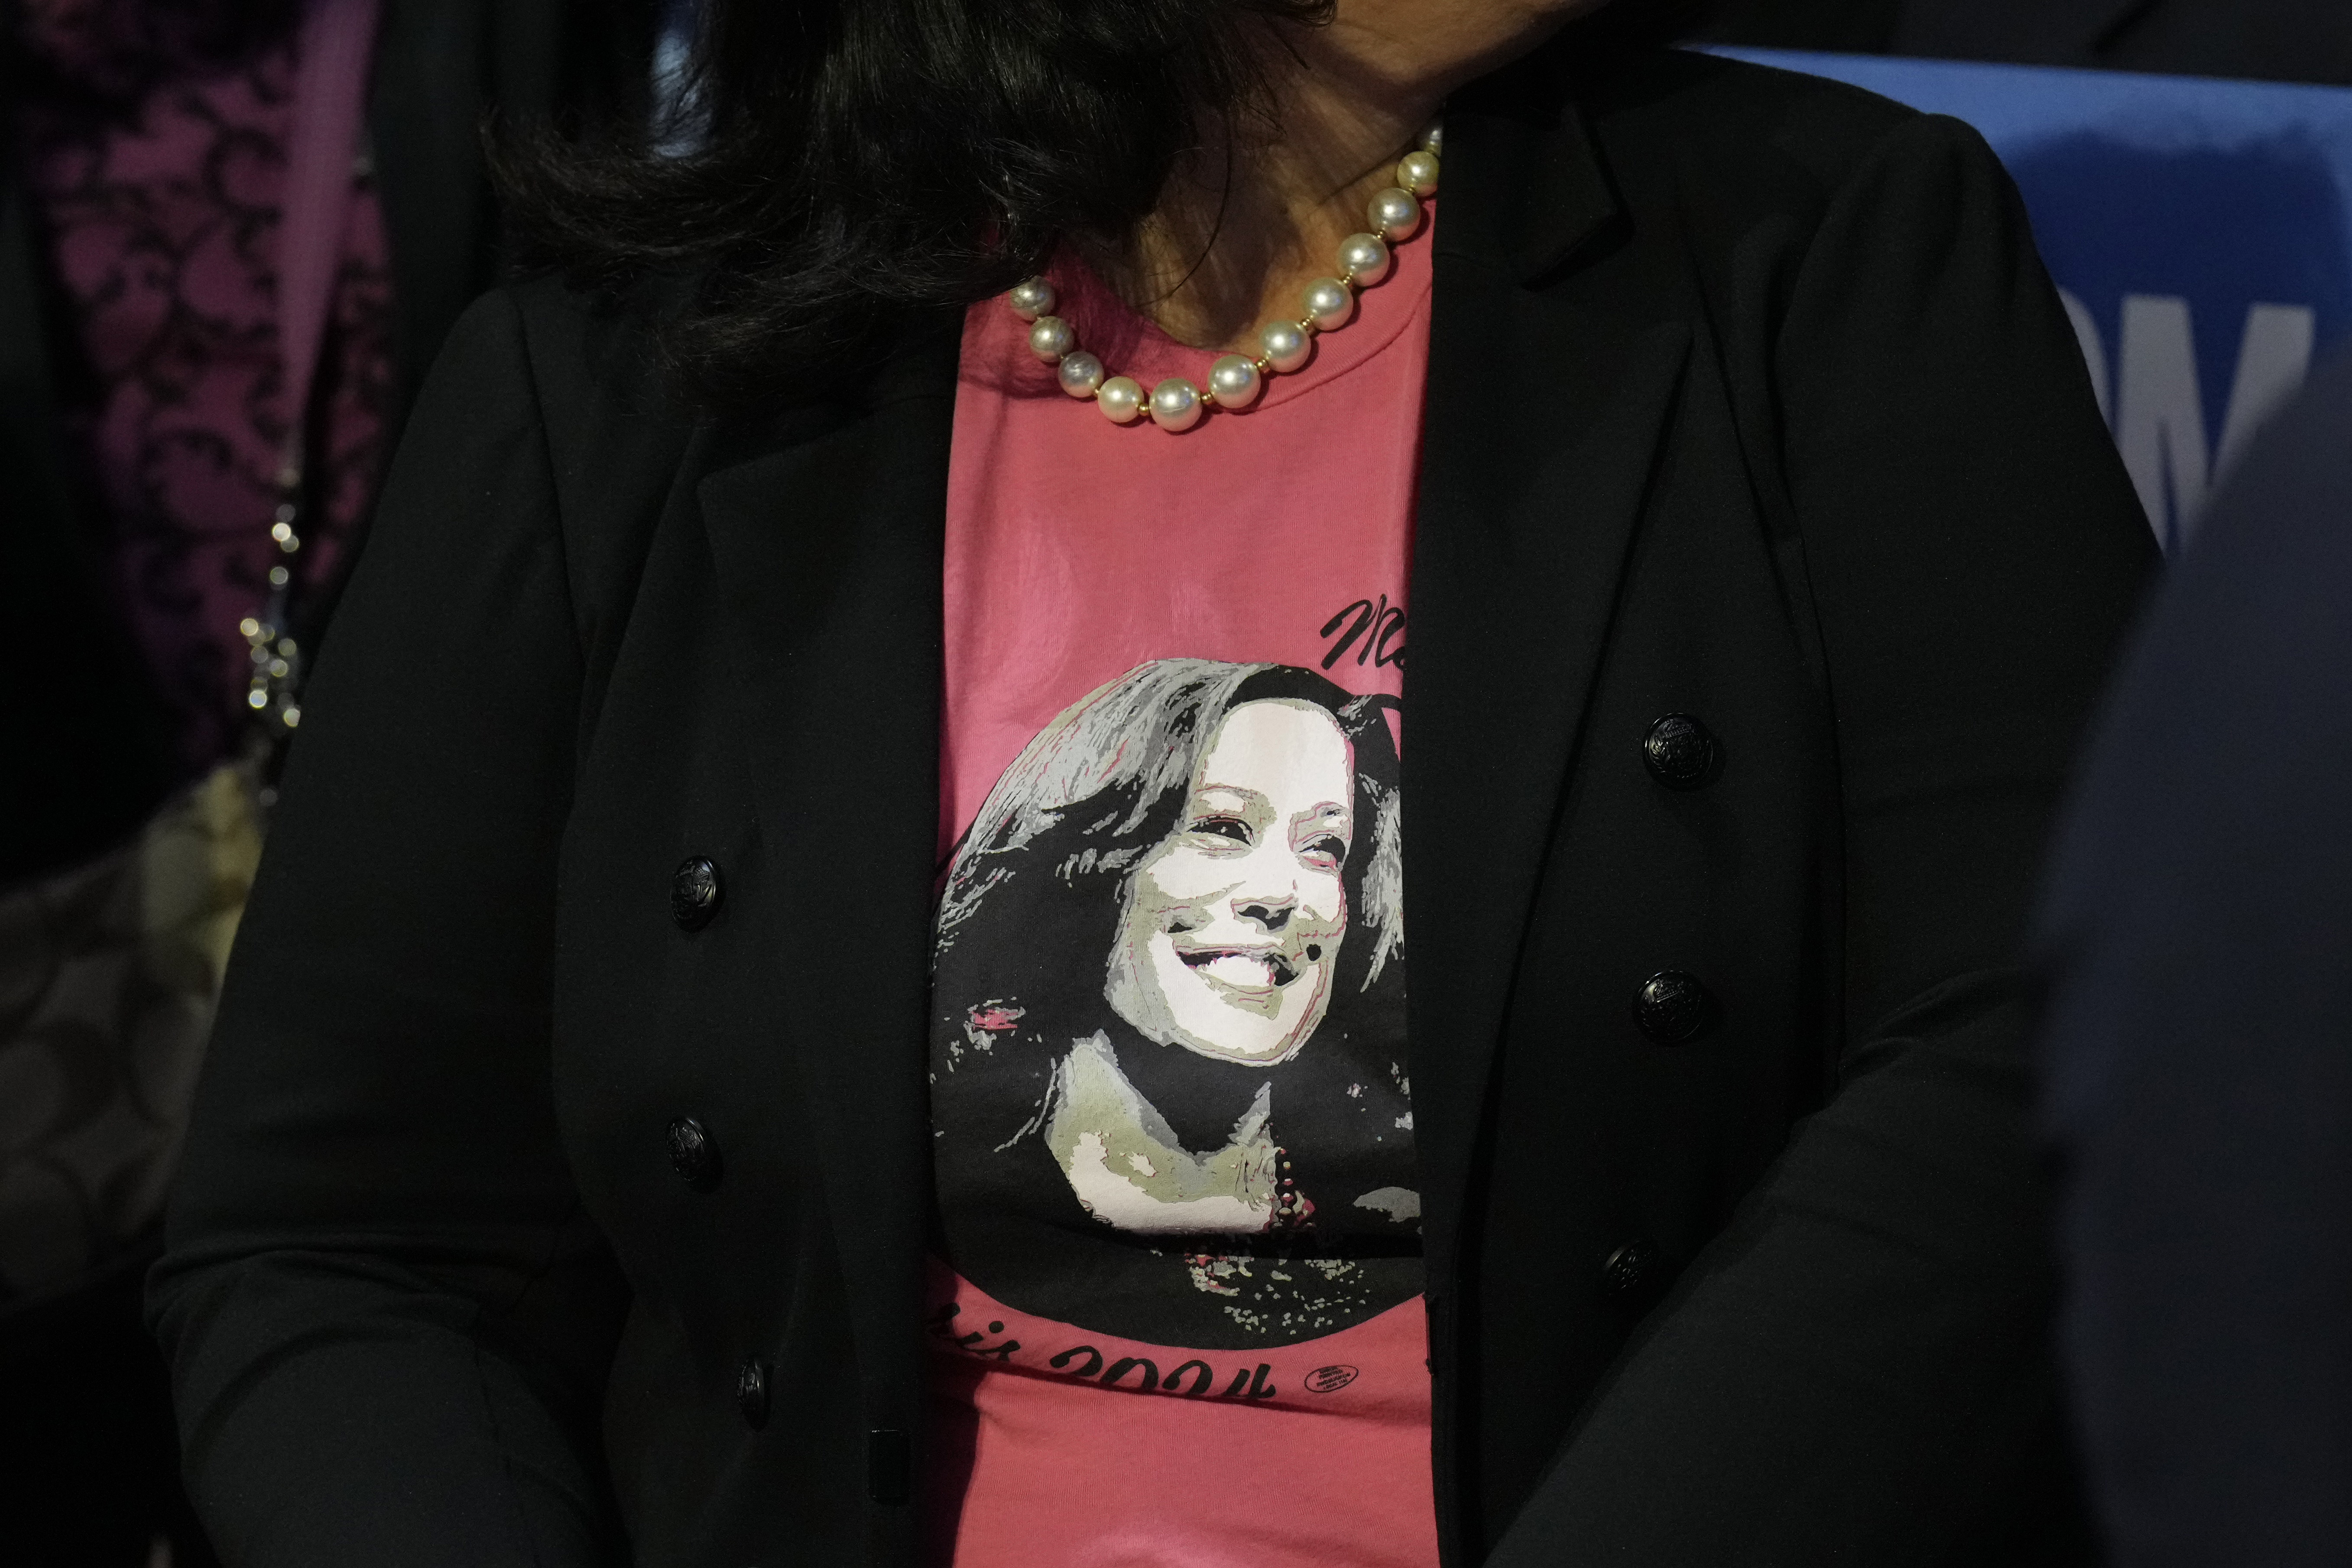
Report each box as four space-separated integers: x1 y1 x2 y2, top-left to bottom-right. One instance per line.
1009 123 1441 432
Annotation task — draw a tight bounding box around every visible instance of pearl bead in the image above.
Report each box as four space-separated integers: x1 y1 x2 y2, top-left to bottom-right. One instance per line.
1028 315 1075 360
1208 354 1262 409
1008 278 1056 321
1097 375 1145 423
1302 277 1353 332
1019 128 1437 426
1368 187 1422 242
1149 377 1204 432
1258 319 1311 374
1058 351 1106 398
1337 232 1391 286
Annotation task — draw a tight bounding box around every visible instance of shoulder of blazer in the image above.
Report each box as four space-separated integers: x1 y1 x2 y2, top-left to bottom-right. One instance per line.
1437 36 1970 312
1608 49 1921 173
1576 48 1931 237
480 271 961 687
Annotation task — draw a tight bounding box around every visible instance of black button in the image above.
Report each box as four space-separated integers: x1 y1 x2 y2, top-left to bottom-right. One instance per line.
1642 714 1717 790
1633 971 1713 1045
1602 1238 1660 1300
867 1428 912 1505
736 1357 770 1430
672 856 723 932
668 1117 722 1192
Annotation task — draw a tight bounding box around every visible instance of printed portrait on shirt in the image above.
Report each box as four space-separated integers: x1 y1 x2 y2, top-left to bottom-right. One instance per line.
931 659 1421 1347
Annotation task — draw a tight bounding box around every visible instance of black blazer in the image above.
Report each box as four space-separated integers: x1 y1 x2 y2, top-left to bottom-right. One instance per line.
0 0 654 885
152 42 2157 1568
1704 0 2352 85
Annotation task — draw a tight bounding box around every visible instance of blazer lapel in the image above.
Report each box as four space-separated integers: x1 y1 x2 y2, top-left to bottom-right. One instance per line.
696 321 960 1421
1408 87 1693 1277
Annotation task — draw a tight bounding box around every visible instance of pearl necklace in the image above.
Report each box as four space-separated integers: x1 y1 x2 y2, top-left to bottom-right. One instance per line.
1007 123 1441 432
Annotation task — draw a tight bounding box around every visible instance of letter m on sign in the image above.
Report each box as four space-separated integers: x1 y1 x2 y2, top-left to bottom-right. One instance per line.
2067 290 2316 553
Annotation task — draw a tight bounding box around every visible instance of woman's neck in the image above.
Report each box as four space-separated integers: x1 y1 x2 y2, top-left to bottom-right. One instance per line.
1094 0 1588 353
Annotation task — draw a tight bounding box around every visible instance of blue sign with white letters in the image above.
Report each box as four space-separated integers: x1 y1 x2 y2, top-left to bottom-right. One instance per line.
1713 50 2352 552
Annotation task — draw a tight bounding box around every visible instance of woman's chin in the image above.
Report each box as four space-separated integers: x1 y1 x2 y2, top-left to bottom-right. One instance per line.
1165 1017 1312 1067
1109 961 1329 1064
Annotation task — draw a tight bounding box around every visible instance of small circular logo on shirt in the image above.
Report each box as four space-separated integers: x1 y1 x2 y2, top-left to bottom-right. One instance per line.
1304 1364 1359 1393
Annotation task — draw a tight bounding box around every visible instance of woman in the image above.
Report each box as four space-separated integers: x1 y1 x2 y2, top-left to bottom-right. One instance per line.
932 659 1414 1303
152 0 2157 1564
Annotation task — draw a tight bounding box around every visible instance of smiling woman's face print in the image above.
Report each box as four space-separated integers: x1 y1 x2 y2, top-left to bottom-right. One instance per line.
1106 698 1354 1067
928 659 1419 1348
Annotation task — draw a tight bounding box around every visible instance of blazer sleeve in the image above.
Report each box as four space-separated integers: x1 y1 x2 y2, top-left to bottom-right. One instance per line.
1496 114 2158 1561
149 291 630 1567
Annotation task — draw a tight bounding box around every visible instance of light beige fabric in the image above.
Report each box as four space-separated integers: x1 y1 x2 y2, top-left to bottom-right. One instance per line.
0 764 262 1300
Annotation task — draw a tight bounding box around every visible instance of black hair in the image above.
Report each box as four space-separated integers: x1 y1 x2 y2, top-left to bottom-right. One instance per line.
503 0 1332 405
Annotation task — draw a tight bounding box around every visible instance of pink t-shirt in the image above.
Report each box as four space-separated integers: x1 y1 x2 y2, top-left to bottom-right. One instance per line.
928 214 1437 1568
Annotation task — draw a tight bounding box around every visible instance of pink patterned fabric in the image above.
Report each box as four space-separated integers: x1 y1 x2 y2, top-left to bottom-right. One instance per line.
16 0 394 775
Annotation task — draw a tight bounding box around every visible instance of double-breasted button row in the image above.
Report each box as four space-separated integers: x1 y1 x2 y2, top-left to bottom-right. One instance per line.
1634 970 1713 1045
1635 717 1718 1041
672 855 723 932
1642 713 1718 790
668 1116 723 1191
